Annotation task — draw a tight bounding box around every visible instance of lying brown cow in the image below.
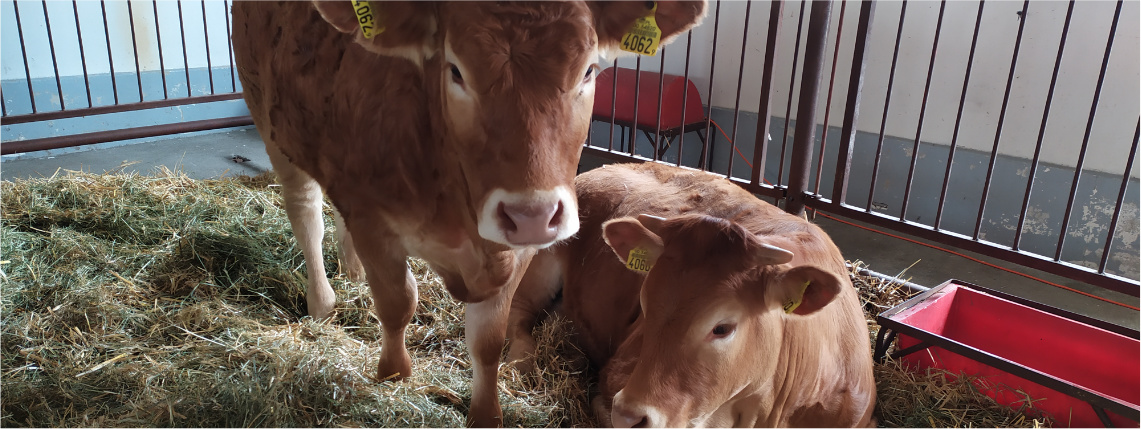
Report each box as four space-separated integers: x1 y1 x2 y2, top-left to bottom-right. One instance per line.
508 162 876 427
232 2 705 426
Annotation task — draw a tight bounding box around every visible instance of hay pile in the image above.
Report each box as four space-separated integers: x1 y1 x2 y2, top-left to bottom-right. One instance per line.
1 168 1046 427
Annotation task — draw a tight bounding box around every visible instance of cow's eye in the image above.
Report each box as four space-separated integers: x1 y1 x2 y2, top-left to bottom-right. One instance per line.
450 64 464 85
583 66 596 82
711 323 736 339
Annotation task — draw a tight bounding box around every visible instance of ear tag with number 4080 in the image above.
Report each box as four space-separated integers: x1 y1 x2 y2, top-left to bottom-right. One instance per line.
351 0 384 39
626 247 653 273
620 2 662 56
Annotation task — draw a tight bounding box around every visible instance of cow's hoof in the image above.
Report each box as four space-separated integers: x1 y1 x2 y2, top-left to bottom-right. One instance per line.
306 294 336 320
466 407 503 428
377 352 412 382
507 356 537 376
339 258 365 282
505 344 538 375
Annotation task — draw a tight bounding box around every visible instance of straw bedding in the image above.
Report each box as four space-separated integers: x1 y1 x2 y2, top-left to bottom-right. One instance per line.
1 168 1048 427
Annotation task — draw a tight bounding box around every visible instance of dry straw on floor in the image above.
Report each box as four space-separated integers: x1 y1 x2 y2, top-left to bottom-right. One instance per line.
2 168 1047 427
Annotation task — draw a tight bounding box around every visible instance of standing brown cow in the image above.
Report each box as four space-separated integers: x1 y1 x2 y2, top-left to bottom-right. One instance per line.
232 2 706 426
508 162 877 427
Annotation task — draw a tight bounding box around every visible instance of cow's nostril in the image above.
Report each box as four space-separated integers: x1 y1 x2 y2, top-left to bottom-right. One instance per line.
548 201 564 229
497 202 518 233
631 416 649 428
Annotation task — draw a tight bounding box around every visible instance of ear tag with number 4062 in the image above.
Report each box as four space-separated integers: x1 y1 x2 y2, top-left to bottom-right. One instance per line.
351 0 384 39
626 247 653 273
620 2 662 56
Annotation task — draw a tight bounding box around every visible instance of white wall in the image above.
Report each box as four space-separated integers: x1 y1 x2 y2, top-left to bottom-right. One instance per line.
608 0 1139 177
1 0 233 80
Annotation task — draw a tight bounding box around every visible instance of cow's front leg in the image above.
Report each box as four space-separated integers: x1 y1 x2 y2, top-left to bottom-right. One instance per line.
465 285 516 427
347 221 417 382
369 261 417 381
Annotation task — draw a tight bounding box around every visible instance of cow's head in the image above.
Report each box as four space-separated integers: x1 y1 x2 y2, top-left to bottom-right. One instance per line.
313 1 707 249
599 214 845 428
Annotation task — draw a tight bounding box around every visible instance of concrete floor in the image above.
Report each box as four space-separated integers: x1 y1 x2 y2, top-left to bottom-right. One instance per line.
2 127 1138 331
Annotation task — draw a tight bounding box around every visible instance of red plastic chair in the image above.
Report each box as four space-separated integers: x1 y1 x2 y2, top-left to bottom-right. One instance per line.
592 66 710 162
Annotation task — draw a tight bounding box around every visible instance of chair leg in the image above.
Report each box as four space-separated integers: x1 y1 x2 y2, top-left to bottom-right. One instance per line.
696 130 711 171
620 126 628 153
642 130 658 159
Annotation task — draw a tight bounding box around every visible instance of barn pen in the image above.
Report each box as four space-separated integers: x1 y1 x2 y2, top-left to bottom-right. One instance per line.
2 0 1138 427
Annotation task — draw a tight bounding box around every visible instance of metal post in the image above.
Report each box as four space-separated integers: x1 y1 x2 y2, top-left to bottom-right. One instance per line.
784 0 832 215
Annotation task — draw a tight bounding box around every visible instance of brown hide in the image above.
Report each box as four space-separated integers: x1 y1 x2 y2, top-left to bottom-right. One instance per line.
510 163 876 427
232 2 706 427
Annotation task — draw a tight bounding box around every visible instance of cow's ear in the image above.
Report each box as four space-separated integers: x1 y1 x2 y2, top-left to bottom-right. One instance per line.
312 1 437 62
769 266 842 316
590 1 707 57
603 217 665 273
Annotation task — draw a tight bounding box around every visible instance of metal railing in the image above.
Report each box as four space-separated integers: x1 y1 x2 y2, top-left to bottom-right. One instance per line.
0 0 251 154
583 0 1139 297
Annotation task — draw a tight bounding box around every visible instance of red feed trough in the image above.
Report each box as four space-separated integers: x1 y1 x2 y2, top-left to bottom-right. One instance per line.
875 280 1139 427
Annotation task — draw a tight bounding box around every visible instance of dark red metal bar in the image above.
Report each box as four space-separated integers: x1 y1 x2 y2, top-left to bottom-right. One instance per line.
152 0 169 99
935 0 985 230
865 0 908 213
629 55 642 156
100 0 119 105
202 0 215 94
225 0 236 92
1 93 246 125
72 1 93 108
654 47 666 160
750 0 784 189
899 0 947 222
1013 0 1076 250
813 0 846 195
776 0 807 186
724 0 753 179
608 57 618 151
41 1 66 110
830 1 875 205
127 0 144 101
1055 0 1124 261
973 0 1030 240
14 0 35 114
676 30 694 167
700 0 721 171
1099 121 1139 274
177 0 192 97
784 0 832 215
0 116 254 155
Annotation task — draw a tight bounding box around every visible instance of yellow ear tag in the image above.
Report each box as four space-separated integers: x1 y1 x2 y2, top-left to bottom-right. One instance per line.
783 281 812 314
351 0 384 39
626 246 653 273
619 2 662 56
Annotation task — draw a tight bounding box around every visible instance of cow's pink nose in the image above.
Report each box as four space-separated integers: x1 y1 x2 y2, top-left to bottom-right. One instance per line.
498 200 563 245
